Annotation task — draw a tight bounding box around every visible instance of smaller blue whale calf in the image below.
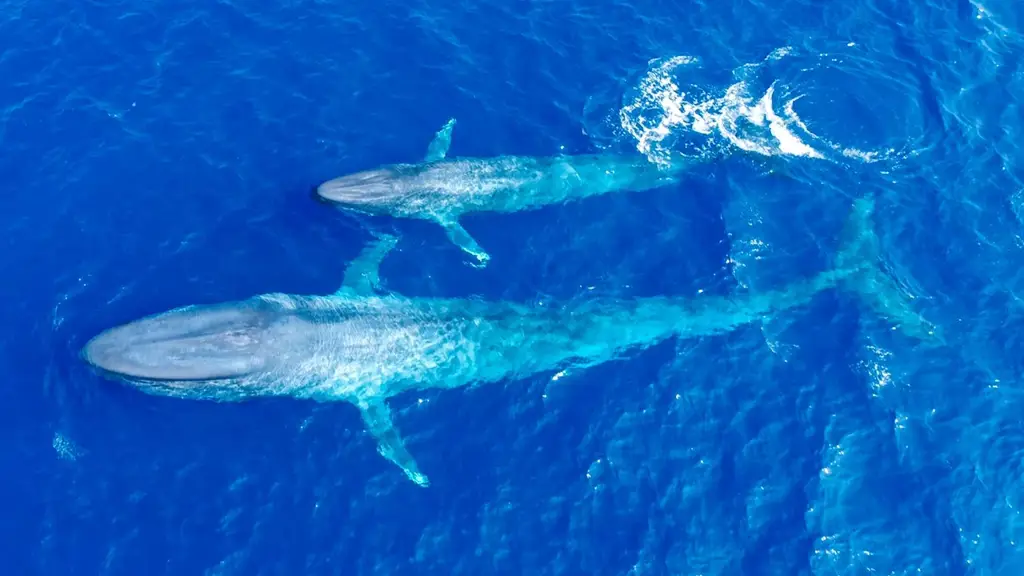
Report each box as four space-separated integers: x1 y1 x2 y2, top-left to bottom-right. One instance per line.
82 197 939 486
316 119 688 266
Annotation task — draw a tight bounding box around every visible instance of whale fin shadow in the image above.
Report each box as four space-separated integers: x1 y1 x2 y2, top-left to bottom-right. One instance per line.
356 396 430 487
425 118 456 163
336 233 400 296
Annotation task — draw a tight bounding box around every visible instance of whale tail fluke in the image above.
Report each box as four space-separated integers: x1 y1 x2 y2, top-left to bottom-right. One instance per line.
835 197 942 344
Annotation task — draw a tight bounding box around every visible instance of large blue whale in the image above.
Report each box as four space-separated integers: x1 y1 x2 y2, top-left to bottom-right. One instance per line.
81 198 938 486
315 119 688 266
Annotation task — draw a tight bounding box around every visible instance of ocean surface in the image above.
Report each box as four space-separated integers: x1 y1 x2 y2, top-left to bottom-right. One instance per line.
3 0 1024 573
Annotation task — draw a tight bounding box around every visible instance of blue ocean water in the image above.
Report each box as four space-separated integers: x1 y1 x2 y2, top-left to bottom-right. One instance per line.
3 0 1024 573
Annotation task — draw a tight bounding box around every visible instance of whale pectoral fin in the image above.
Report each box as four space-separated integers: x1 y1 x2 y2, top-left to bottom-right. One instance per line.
440 218 491 267
336 233 399 296
424 118 456 163
357 397 430 487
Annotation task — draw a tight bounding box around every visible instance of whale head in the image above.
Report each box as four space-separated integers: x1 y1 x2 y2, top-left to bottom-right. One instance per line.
82 296 317 400
316 165 421 214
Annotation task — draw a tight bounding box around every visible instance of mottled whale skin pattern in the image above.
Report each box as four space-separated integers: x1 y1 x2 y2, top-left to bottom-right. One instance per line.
82 198 938 487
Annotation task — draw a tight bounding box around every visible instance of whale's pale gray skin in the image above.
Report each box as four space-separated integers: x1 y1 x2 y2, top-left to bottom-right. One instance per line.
316 119 686 266
82 198 938 487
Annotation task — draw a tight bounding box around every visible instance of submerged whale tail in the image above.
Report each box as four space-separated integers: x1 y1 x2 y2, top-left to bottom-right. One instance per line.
834 196 941 343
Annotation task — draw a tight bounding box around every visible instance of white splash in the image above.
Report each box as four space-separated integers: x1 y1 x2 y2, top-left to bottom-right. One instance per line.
616 48 894 167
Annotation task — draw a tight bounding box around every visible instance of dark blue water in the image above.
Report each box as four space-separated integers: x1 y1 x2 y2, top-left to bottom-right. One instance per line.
4 0 1024 573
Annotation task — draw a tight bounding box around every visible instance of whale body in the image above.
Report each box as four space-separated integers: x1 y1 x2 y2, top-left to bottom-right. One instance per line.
81 198 938 487
315 119 687 266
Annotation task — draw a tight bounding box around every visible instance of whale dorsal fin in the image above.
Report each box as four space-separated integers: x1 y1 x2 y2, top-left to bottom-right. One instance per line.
424 118 456 163
357 396 430 486
336 233 399 296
